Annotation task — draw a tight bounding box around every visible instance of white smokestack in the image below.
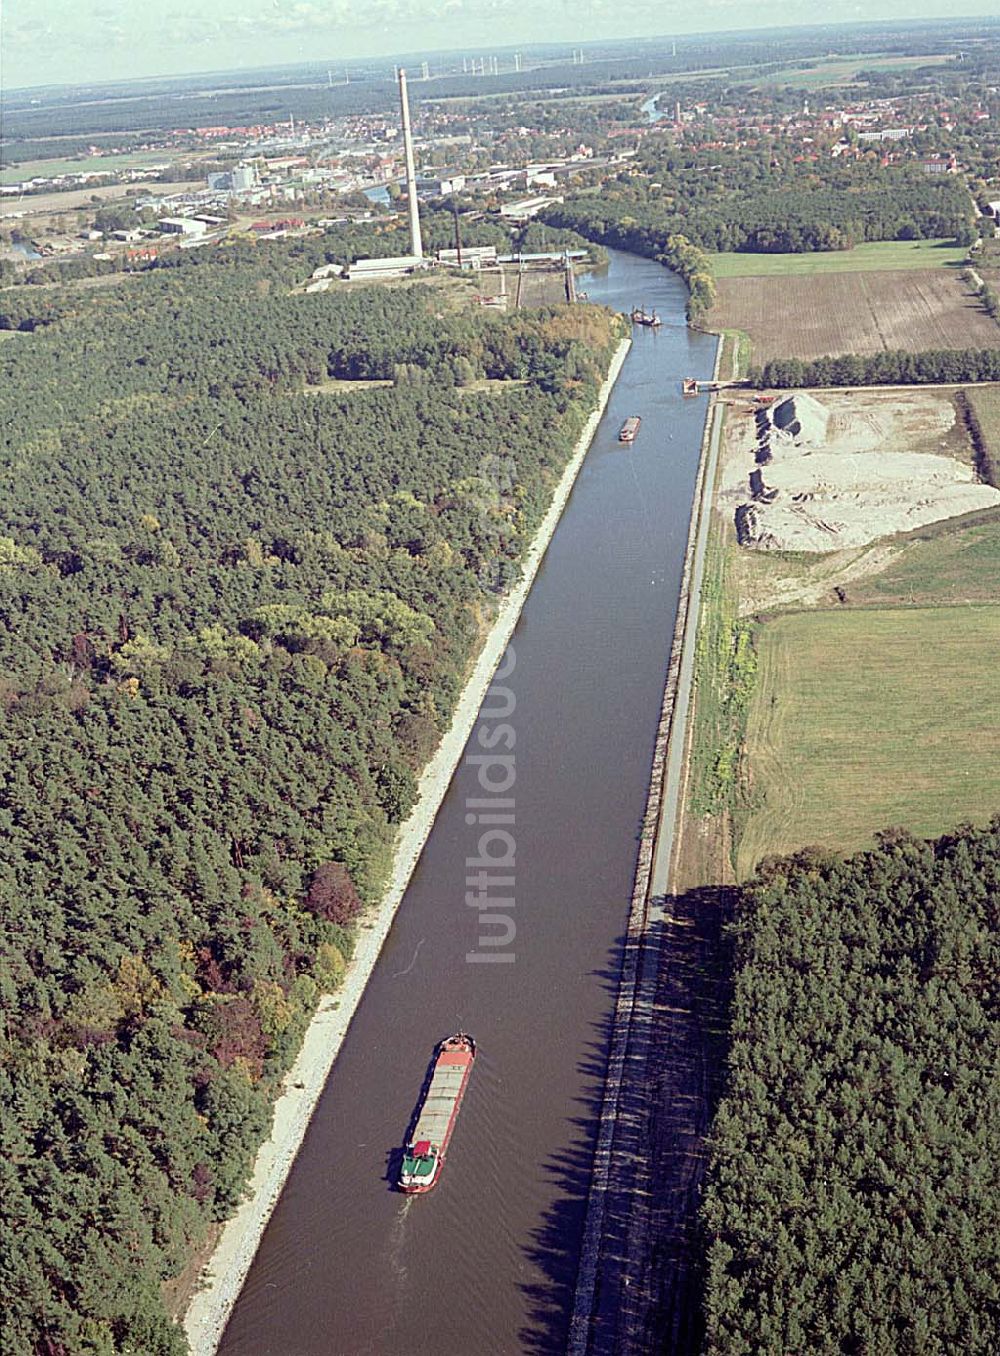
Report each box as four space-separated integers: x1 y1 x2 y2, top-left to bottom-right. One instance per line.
397 68 423 261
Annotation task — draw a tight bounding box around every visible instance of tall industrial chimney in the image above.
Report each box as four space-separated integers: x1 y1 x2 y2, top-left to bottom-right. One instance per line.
397 68 423 261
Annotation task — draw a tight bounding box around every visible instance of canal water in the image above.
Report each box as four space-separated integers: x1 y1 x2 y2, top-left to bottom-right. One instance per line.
218 250 717 1355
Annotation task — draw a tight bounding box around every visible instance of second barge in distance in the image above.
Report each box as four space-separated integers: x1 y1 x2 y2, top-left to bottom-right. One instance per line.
398 1033 476 1194
619 416 641 443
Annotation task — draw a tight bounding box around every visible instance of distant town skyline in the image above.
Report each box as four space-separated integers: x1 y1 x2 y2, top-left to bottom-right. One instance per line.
5 2 999 91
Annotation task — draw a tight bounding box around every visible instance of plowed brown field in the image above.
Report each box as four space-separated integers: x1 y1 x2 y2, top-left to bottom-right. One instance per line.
711 268 1000 361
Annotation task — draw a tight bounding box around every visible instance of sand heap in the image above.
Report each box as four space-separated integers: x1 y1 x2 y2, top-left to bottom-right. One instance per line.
734 392 1000 552
771 392 831 444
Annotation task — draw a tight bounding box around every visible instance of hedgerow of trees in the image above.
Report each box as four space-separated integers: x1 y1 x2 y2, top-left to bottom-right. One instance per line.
702 824 1000 1355
750 347 1000 389
658 234 717 324
0 249 622 1353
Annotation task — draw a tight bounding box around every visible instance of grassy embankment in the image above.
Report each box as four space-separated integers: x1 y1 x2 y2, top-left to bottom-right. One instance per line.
674 331 751 889
709 238 968 278
965 386 1000 484
685 522 747 822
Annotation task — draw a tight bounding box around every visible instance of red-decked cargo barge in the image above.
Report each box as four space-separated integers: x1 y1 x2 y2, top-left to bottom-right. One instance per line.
398 1033 476 1193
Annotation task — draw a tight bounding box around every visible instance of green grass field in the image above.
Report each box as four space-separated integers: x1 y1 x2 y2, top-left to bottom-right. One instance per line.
736 606 1000 878
714 329 752 381
0 151 176 188
752 53 954 90
709 239 968 278
850 515 1000 608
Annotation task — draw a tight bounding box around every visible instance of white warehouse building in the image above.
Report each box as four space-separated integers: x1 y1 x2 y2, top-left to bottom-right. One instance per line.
158 217 208 236
347 254 426 280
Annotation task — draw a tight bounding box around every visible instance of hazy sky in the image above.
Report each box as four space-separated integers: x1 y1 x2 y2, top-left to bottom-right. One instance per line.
5 1 998 90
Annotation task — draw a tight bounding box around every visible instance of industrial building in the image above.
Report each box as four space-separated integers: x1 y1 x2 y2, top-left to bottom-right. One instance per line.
499 195 564 221
414 173 467 198
437 245 498 268
158 216 208 236
347 255 425 281
231 164 258 192
207 163 259 193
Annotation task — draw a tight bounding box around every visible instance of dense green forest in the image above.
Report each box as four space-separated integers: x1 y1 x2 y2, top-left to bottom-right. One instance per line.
542 161 974 255
701 825 1000 1355
0 245 621 1353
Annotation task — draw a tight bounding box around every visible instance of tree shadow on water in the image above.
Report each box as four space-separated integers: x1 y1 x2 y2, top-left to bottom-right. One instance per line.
518 935 622 1355
519 886 737 1355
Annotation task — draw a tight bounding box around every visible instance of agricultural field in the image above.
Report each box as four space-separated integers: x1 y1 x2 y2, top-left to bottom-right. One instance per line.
676 382 1000 892
4 179 203 217
848 514 1000 607
709 239 968 278
0 150 183 187
736 606 1000 877
751 51 955 89
710 268 1000 362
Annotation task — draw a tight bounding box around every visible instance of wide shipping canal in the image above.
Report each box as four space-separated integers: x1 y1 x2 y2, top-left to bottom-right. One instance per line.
218 251 718 1354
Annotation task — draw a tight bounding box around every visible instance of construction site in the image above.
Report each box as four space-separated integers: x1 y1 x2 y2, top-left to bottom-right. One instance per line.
723 387 1000 553
473 255 580 309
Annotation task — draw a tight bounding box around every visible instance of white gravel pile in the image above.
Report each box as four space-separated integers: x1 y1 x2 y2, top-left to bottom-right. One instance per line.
733 391 1000 552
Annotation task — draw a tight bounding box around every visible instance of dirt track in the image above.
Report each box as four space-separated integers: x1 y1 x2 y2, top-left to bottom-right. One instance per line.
711 268 1000 362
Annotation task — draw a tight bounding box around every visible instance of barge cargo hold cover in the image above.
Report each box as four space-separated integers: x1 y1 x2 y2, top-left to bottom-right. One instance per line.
399 1034 476 1194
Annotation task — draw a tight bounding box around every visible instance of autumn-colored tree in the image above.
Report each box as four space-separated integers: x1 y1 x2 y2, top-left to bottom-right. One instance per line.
305 862 362 927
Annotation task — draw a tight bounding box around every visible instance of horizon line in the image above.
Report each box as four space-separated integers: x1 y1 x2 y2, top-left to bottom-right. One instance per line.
4 13 997 98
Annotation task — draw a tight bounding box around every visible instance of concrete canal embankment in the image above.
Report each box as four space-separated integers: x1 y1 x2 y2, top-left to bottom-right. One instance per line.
569 334 724 1355
183 336 631 1356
